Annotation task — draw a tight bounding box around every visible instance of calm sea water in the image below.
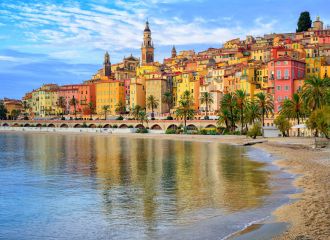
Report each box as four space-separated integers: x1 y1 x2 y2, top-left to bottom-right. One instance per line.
0 133 293 240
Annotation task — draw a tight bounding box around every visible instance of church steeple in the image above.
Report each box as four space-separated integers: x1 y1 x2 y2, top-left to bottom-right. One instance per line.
103 51 111 77
171 45 177 58
141 20 154 65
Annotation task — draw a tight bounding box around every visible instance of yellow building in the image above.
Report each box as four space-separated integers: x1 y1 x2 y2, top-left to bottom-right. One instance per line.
320 64 330 78
176 71 200 110
239 66 255 98
130 64 161 109
31 84 60 117
96 80 125 116
305 56 325 78
145 73 169 114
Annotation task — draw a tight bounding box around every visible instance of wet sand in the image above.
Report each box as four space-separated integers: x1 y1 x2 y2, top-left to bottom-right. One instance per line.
253 138 330 240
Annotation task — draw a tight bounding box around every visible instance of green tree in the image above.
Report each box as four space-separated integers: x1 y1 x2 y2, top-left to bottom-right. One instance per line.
132 105 142 120
296 11 312 32
0 101 8 120
255 92 274 127
115 101 126 117
87 102 95 120
245 100 261 125
162 91 173 116
306 106 330 139
57 96 66 118
138 110 148 128
280 93 305 136
220 93 237 132
69 96 78 119
217 108 230 132
11 109 21 120
22 101 30 119
302 76 330 111
175 90 195 133
200 92 214 118
102 105 110 120
146 95 159 119
235 90 248 133
274 115 291 137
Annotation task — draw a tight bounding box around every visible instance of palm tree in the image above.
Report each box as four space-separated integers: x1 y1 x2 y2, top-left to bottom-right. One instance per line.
175 91 195 133
245 100 261 126
57 96 66 118
280 93 305 136
162 91 173 116
200 92 214 118
255 92 274 127
87 102 95 120
102 105 110 120
235 90 248 133
132 105 142 120
217 108 230 132
0 101 8 120
138 110 148 128
115 101 126 117
221 92 237 132
146 95 159 119
22 101 30 119
302 76 330 111
69 96 78 119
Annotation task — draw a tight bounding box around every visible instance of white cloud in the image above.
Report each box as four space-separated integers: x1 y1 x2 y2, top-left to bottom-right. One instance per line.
1 1 277 63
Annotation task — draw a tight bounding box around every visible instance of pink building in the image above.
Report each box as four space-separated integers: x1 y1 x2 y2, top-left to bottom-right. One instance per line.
58 84 96 115
318 36 330 45
268 56 305 112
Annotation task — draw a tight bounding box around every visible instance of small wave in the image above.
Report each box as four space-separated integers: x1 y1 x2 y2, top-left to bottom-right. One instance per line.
221 216 270 240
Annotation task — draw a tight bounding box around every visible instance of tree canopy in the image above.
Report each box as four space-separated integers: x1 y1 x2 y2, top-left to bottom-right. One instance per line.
297 11 312 32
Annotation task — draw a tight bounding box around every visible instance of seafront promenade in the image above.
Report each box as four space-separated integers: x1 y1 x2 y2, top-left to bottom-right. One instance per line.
0 120 218 133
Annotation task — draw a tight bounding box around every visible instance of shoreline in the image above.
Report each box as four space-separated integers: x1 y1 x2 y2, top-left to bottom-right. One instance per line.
1 130 329 239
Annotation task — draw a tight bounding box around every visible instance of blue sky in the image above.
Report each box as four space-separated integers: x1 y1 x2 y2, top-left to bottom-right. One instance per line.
0 0 329 98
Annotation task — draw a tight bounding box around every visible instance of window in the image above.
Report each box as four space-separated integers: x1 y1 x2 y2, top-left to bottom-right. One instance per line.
278 106 282 111
284 96 288 100
277 86 281 91
277 70 281 79
284 69 289 79
285 85 289 91
278 96 282 101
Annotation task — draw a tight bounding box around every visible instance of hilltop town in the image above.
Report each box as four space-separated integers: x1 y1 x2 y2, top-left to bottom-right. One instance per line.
1 16 330 126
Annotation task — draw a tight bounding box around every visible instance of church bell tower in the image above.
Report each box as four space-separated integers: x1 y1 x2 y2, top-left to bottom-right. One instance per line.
141 21 154 65
103 51 111 77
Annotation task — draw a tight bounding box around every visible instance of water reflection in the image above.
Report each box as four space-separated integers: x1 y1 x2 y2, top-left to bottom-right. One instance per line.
2 133 271 236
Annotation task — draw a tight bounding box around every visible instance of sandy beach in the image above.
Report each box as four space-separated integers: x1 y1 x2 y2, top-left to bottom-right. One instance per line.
254 139 330 240
1 130 329 239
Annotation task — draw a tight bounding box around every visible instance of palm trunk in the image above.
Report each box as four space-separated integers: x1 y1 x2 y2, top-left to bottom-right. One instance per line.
297 115 300 137
205 100 209 117
262 108 265 127
240 107 243 134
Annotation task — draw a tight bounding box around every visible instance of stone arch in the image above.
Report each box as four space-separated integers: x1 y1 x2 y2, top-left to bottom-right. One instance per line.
24 123 30 127
119 124 128 128
167 124 178 130
2 123 9 127
205 124 216 129
187 124 197 130
36 123 42 127
135 124 144 129
103 124 111 128
12 123 19 127
73 124 81 128
151 124 162 130
60 124 69 128
48 124 55 128
89 124 96 128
